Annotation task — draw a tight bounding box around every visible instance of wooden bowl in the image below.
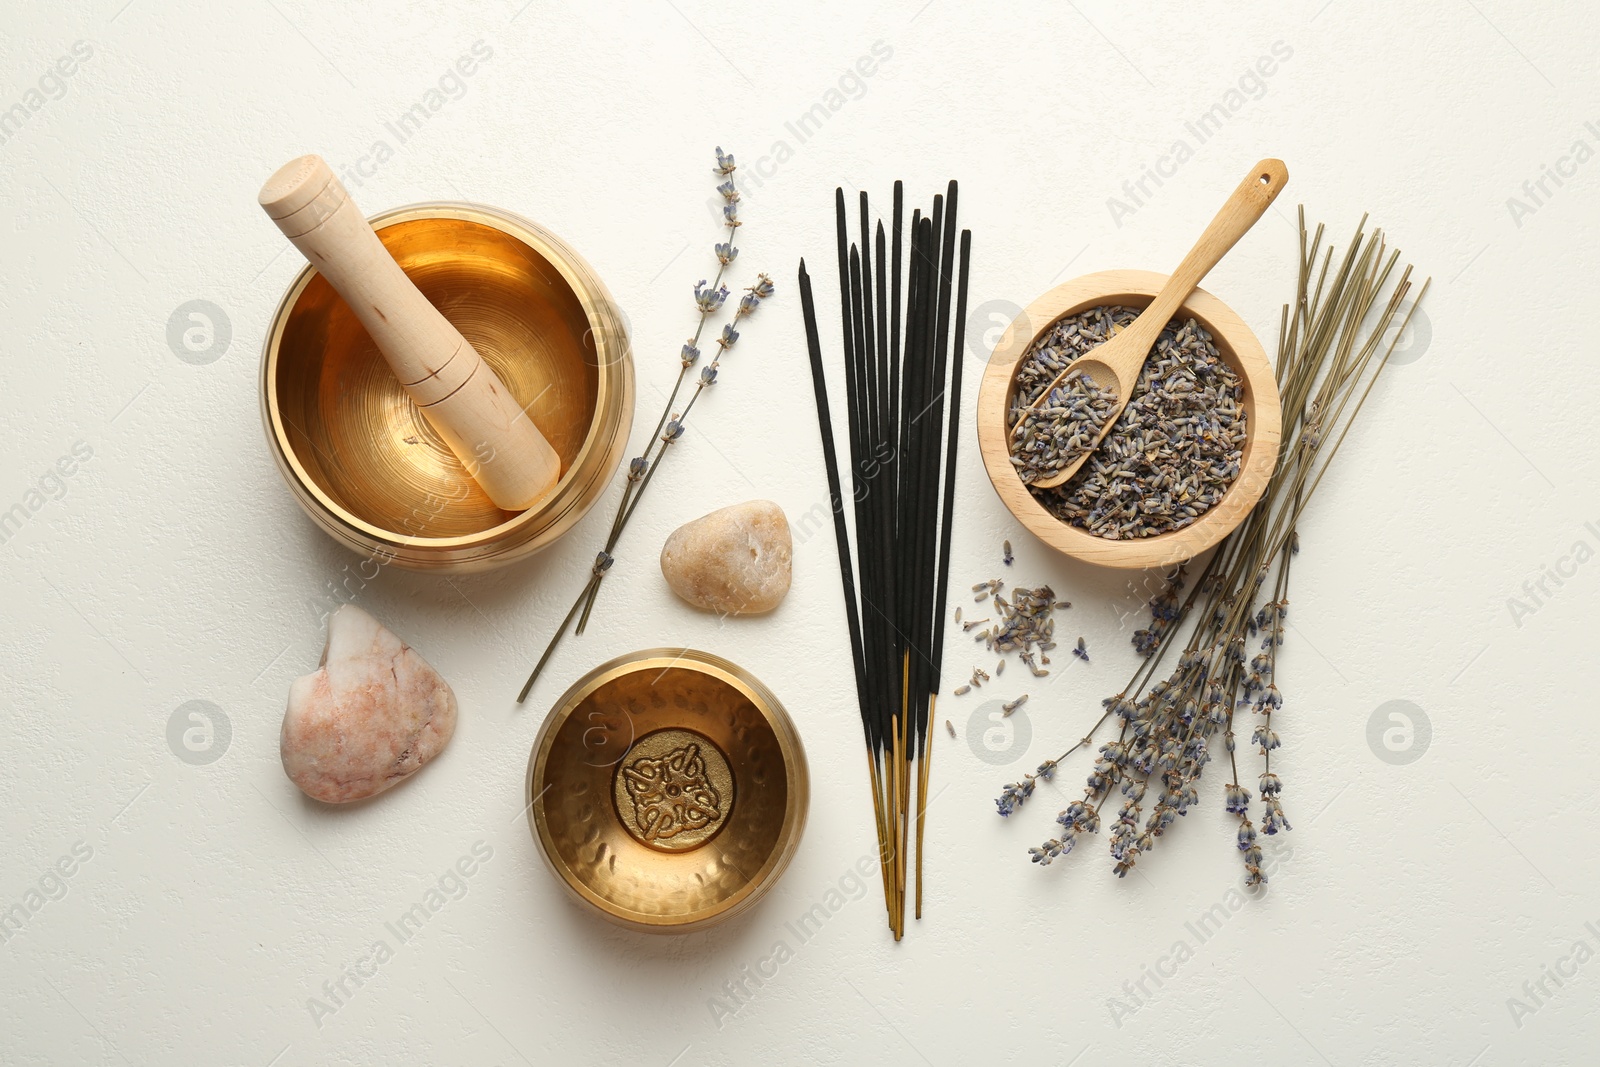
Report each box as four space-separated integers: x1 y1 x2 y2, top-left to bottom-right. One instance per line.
526 649 809 934
976 270 1281 570
261 203 633 572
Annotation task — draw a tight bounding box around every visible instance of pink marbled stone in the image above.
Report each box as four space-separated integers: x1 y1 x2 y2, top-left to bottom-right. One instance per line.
280 604 457 803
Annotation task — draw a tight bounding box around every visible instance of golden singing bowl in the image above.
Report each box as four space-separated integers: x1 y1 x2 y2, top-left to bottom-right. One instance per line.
976 269 1282 570
261 203 633 572
527 649 809 934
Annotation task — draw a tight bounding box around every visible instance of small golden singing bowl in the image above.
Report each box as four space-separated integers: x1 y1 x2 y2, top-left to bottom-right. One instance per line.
527 649 809 934
976 269 1282 570
261 203 633 572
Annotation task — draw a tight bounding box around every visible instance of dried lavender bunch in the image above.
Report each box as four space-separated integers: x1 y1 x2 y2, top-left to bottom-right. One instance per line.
997 210 1427 884
517 148 775 700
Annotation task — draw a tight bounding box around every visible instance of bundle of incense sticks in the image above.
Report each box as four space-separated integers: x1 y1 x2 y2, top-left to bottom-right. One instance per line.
798 180 972 939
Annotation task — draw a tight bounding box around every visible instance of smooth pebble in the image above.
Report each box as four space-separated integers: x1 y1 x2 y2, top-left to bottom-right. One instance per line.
660 500 792 615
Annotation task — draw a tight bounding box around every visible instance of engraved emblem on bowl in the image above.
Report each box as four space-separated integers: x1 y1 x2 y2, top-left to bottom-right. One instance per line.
612 728 734 851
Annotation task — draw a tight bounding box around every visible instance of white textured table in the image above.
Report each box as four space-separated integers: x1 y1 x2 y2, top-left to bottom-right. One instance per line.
2 2 1593 1063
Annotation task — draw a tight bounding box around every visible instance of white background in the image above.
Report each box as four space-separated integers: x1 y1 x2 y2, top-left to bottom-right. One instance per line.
1 1 1593 1063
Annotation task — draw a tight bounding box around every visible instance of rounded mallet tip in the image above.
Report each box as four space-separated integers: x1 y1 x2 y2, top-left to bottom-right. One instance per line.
259 154 335 219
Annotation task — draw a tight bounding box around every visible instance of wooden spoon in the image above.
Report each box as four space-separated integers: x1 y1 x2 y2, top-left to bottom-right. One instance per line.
1022 159 1287 490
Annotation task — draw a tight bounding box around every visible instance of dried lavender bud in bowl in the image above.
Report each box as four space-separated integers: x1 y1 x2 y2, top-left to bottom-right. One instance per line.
1006 305 1247 540
1010 371 1118 485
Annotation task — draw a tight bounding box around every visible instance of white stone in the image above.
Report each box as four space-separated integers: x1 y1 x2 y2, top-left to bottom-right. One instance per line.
280 604 458 803
659 500 793 615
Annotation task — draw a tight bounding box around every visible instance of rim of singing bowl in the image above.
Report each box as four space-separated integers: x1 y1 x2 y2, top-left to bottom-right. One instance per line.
976 270 1282 570
526 649 809 934
260 202 632 571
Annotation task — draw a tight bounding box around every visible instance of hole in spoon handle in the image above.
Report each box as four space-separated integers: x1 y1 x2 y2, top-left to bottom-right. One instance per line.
1250 158 1289 202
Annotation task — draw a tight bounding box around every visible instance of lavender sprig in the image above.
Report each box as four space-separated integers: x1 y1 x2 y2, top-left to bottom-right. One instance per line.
565 153 748 630
517 150 774 700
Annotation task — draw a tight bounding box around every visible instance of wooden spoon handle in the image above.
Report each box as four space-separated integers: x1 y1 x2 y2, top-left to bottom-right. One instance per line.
1021 160 1288 491
259 155 560 511
1140 159 1289 331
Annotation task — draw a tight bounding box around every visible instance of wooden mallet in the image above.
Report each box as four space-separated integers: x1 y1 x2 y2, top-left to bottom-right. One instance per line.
259 154 561 512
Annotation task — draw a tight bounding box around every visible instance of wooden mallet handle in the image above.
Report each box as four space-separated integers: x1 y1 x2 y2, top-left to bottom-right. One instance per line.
259 155 560 511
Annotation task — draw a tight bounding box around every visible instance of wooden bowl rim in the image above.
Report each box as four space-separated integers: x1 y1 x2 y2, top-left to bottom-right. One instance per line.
261 202 630 551
976 269 1282 570
525 648 810 934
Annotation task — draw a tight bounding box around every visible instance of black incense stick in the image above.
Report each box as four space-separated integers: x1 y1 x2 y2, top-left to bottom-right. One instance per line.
931 224 971 691
798 261 865 706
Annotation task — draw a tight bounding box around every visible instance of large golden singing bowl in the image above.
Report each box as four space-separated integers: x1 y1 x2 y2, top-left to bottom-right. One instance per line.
261 203 632 571
527 650 809 934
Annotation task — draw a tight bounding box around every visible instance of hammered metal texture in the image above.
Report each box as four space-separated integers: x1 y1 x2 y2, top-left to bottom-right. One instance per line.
528 651 807 933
